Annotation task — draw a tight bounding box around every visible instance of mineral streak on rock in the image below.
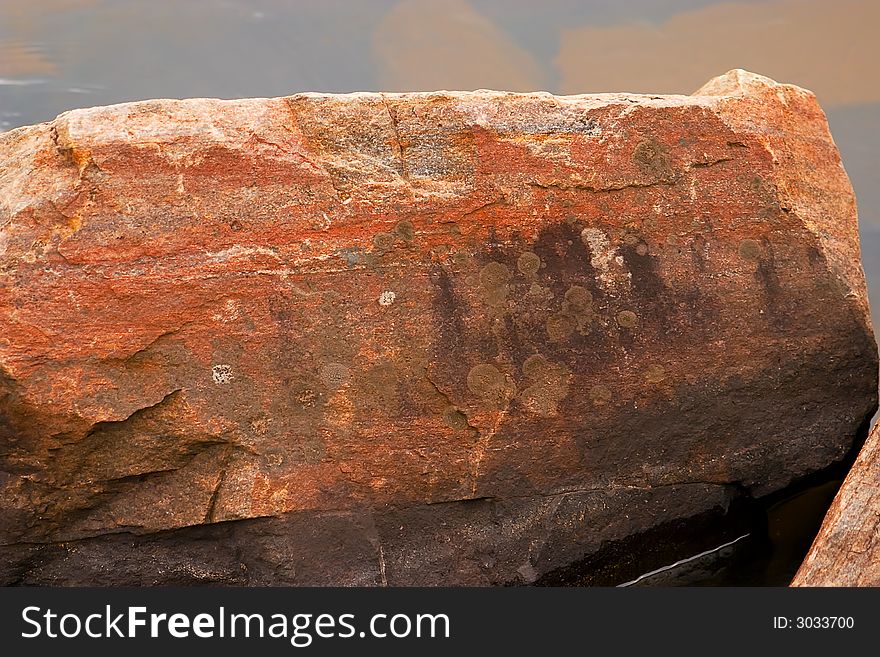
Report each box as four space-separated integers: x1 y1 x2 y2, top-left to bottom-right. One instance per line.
792 421 880 587
0 70 876 585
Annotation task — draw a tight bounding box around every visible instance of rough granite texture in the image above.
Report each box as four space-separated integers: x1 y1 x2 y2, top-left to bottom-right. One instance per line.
793 420 880 586
0 69 876 585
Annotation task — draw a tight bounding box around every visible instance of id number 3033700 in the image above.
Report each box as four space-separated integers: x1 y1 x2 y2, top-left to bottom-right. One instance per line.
773 616 854 629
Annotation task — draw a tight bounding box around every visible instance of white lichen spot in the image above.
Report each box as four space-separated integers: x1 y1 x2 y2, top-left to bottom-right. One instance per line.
212 364 234 384
311 212 331 231
378 290 396 306
581 227 630 292
212 298 241 323
581 227 612 270
206 245 280 263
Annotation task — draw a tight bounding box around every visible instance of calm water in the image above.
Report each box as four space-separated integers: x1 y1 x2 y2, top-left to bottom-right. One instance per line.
1 0 877 584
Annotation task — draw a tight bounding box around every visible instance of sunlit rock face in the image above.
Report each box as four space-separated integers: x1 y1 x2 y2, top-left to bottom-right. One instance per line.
0 70 876 585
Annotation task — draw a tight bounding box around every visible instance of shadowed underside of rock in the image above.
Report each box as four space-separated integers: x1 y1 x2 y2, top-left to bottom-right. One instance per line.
0 69 876 585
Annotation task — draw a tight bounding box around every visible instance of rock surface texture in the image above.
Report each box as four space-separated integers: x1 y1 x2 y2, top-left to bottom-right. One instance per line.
0 70 877 585
793 421 880 586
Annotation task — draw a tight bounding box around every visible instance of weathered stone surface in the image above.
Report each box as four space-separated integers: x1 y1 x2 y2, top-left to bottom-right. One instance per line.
793 421 880 586
0 69 876 585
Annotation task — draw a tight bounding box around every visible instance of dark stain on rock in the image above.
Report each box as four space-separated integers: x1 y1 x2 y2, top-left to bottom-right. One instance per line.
753 238 783 318
755 258 781 300
618 231 724 343
532 221 601 303
429 264 468 359
501 312 532 370
618 237 676 338
620 237 665 304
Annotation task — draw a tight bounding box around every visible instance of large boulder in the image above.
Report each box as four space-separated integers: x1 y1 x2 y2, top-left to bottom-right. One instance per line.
1 70 876 585
793 421 880 586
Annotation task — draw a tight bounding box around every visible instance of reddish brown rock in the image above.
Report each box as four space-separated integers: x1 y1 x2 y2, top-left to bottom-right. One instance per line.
793 421 880 586
0 70 876 585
